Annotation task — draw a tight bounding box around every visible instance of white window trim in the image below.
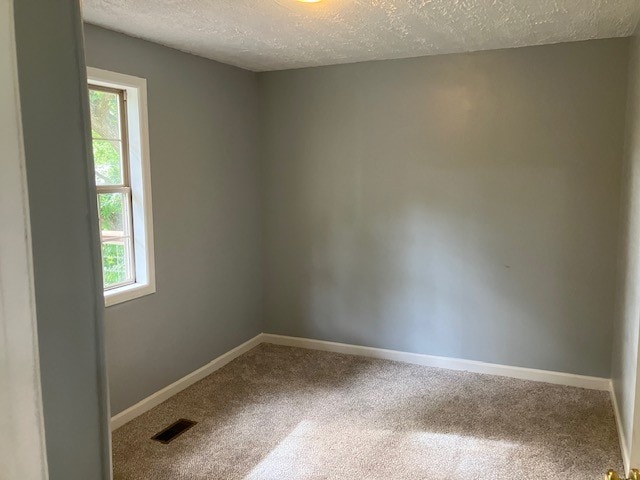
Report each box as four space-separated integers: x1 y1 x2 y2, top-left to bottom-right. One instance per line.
87 67 156 307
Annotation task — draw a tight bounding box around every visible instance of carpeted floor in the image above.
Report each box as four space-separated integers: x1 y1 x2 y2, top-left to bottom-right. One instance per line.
112 344 622 479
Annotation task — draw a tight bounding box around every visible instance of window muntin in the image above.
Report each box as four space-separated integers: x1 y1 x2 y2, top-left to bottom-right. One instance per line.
89 85 136 290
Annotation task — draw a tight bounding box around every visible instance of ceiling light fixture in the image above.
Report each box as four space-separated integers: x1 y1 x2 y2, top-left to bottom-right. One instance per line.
297 0 322 3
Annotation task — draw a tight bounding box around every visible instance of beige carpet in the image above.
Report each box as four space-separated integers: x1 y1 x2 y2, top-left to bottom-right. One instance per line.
112 344 622 479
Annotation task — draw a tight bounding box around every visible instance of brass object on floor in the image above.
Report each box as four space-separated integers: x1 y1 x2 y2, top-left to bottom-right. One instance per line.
606 469 640 480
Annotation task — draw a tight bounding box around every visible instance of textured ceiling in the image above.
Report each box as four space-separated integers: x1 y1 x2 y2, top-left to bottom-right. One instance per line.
82 0 640 72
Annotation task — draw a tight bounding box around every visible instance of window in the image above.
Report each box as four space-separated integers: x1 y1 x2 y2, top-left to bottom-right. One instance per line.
90 85 135 289
87 68 155 306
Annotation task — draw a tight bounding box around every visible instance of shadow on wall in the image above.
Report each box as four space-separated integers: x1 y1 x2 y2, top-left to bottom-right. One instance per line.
262 42 626 378
298 170 607 373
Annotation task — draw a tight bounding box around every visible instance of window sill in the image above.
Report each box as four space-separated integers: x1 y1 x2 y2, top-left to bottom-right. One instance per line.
104 282 155 307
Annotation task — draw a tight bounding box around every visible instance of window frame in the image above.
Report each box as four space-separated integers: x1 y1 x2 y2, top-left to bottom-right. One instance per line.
91 84 136 290
87 67 156 307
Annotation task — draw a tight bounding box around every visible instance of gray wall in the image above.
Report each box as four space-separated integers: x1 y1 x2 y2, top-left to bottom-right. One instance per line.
13 1 110 479
83 25 263 415
612 30 640 468
82 26 629 417
260 39 628 378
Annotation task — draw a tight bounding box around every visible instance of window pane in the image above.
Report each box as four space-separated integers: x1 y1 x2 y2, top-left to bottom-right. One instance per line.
98 192 129 234
89 88 124 186
98 191 134 288
101 240 133 288
89 89 121 140
93 138 123 185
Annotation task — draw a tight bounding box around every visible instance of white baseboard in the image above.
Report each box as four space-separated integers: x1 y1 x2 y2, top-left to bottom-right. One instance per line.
611 384 631 474
111 332 612 430
261 334 611 391
110 334 263 430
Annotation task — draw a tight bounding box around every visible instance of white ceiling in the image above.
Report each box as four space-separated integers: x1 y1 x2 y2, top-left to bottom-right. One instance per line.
82 0 640 72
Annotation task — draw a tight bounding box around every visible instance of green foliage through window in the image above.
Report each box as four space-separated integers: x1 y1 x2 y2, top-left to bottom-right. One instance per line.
90 89 124 185
101 243 128 287
89 86 135 289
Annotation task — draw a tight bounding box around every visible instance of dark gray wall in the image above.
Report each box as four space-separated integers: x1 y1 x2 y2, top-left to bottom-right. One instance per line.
259 39 628 377
13 1 110 479
83 25 263 415
612 30 640 466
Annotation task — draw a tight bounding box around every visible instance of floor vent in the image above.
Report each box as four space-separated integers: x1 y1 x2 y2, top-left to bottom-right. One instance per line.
151 419 197 444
